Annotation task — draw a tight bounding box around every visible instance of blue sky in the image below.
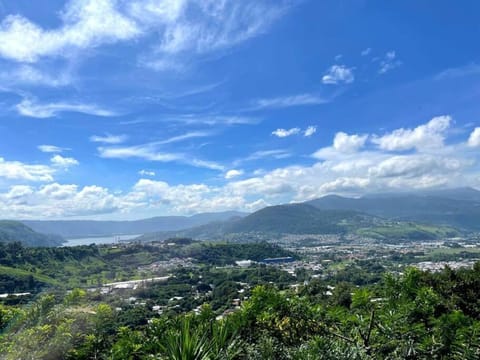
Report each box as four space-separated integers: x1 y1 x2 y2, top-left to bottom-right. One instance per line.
0 0 479 219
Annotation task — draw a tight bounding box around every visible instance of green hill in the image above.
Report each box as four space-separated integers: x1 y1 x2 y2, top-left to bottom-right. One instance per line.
225 203 375 234
0 221 64 247
138 203 461 243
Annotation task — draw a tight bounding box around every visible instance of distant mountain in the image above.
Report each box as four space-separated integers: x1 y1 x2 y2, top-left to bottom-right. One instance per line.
224 203 375 234
307 187 480 231
22 211 247 238
0 221 64 247
138 203 457 243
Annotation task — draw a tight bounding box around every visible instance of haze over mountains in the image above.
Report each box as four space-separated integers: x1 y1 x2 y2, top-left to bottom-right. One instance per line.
138 187 479 242
1 187 478 247
308 187 480 231
22 211 246 238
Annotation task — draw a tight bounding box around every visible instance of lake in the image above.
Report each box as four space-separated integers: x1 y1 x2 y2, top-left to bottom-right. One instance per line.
62 234 142 247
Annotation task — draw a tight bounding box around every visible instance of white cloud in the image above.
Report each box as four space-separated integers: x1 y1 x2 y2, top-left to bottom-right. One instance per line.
333 132 368 153
468 127 480 147
372 115 451 151
240 149 291 163
272 128 301 138
139 169 155 176
322 65 354 85
378 50 402 74
0 0 139 62
90 134 128 144
16 98 116 118
150 1 288 56
272 126 317 138
38 145 67 153
361 47 371 56
253 94 329 109
50 155 79 168
0 0 289 74
304 126 316 137
168 114 259 126
0 65 72 87
98 144 224 170
154 131 212 145
0 157 55 182
0 116 478 219
225 169 244 179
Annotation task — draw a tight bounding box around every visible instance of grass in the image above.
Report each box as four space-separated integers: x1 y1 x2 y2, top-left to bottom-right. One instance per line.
0 265 59 286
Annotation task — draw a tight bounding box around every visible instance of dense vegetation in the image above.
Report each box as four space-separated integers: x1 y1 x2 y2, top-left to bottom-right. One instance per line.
3 265 480 359
0 221 63 247
0 240 294 294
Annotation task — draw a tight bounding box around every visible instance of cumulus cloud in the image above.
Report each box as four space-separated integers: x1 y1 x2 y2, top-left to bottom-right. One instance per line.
50 155 79 168
372 115 451 151
225 169 244 179
468 127 480 147
0 116 478 218
0 157 55 182
322 65 354 85
0 0 139 62
272 128 301 138
333 132 368 153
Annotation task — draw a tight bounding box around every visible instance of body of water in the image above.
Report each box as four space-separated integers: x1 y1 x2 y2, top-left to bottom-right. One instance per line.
62 234 141 247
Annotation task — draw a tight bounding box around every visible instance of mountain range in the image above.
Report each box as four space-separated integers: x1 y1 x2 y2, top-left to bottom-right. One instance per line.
22 211 246 238
307 187 480 231
6 187 479 246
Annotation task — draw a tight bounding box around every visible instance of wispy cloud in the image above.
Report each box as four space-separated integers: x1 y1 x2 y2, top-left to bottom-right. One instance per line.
139 169 155 177
361 47 371 56
98 144 224 171
272 126 317 138
253 93 329 110
38 145 68 153
0 65 72 87
235 149 292 166
322 65 354 85
272 128 301 138
154 131 213 145
90 134 128 144
16 98 116 118
304 126 316 137
169 114 259 126
0 0 290 71
435 63 480 80
378 51 402 74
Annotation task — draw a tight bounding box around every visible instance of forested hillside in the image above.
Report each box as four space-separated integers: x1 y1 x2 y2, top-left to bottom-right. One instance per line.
0 221 63 247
